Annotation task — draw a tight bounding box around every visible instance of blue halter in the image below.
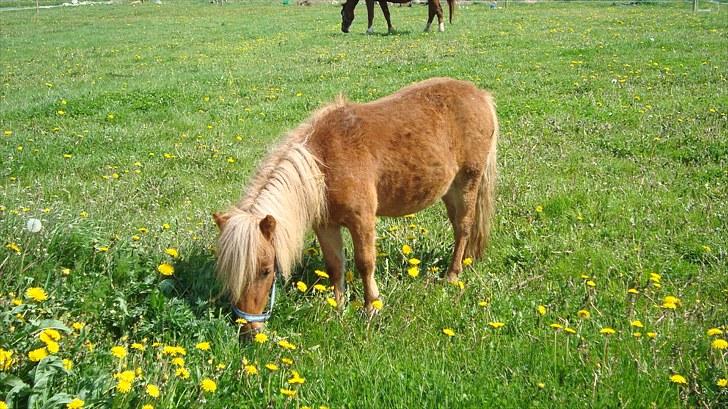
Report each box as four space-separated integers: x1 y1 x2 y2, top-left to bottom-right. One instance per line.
231 266 281 323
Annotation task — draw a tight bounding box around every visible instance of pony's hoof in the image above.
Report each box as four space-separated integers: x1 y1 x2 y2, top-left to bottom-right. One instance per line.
446 272 460 283
366 27 374 35
424 24 431 32
438 23 445 32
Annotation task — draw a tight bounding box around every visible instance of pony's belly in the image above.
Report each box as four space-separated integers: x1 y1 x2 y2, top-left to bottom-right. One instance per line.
375 169 454 217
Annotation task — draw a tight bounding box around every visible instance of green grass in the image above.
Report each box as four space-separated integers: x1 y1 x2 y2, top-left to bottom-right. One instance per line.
1 1 727 408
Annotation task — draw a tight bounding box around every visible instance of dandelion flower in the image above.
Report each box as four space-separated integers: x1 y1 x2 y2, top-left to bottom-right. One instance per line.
116 380 132 394
254 333 268 344
280 388 297 398
650 273 661 283
478 300 488 307
600 327 616 335
718 378 727 388
157 263 174 276
670 374 687 385
131 343 145 351
313 284 328 292
278 340 297 350
244 364 258 376
28 347 48 362
550 323 563 330
407 266 420 278
146 384 160 398
171 357 185 367
371 299 383 311
164 248 179 258
162 345 186 356
46 341 60 354
647 332 657 339
288 370 305 385
39 328 61 343
314 270 329 279
442 328 455 337
265 363 279 371
67 398 84 409
462 257 473 267
195 342 211 351
326 297 337 308
142 405 154 409
401 244 412 255
707 328 723 337
577 310 591 319
0 402 5 409
175 367 190 379
111 346 127 359
0 349 14 370
627 288 639 294
5 242 22 255
296 281 308 292
72 322 85 331
200 378 217 393
489 322 505 329
586 280 596 288
537 305 547 316
408 258 421 266
711 339 728 350
564 327 577 335
25 287 48 302
630 320 644 328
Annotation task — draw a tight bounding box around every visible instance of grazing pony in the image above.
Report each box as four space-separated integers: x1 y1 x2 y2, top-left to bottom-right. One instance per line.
341 0 455 34
214 78 498 334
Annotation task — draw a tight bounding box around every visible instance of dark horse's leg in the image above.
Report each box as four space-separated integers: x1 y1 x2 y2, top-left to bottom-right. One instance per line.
365 0 376 34
378 0 395 34
425 0 445 32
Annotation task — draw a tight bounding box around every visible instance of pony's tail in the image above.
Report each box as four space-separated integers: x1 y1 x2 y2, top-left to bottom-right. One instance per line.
465 93 498 260
448 0 455 24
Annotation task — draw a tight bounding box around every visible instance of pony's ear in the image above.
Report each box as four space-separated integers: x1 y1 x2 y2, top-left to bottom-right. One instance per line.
212 212 230 230
259 215 276 241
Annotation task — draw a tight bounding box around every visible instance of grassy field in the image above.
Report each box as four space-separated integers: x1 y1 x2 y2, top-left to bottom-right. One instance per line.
1 1 727 408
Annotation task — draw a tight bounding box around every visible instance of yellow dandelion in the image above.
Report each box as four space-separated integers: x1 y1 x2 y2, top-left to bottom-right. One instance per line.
146 384 160 398
175 367 190 379
288 370 305 385
717 378 727 388
28 347 48 362
537 305 547 316
142 405 154 409
25 287 48 302
371 299 383 311
114 370 135 383
66 398 84 409
478 300 488 307
408 258 421 266
61 358 73 371
442 328 455 337
254 333 268 344
577 309 591 319
586 280 596 288
195 341 211 351
296 281 308 292
0 349 14 371
313 284 328 292
5 242 21 254
651 273 662 284
633 332 642 338
489 322 505 329
39 328 61 343
630 320 644 328
278 339 297 350
647 332 657 339
282 357 294 366
131 343 145 351
314 270 329 279
550 323 563 330
707 328 723 337
72 322 85 331
535 205 543 213
171 357 185 367
401 244 412 255
244 364 258 376
111 346 127 359
600 327 616 335
200 378 217 393
628 288 639 295
165 248 179 258
462 257 473 267
116 380 132 394
670 374 687 385
407 266 420 278
326 297 337 308
564 327 577 335
711 339 728 350
663 295 681 306
265 363 279 371
280 388 297 398
157 263 174 276
46 341 60 354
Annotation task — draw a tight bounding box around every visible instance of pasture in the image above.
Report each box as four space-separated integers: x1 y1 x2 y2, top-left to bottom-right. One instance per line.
1 1 726 407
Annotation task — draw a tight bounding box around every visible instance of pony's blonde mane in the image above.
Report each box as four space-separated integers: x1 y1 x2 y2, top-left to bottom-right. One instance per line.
216 100 344 304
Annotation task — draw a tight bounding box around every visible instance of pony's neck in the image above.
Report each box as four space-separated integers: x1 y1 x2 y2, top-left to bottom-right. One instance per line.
237 138 326 279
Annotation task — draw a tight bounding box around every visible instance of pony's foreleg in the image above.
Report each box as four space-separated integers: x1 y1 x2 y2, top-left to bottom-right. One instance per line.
365 0 376 34
348 215 380 315
314 224 346 306
425 0 445 32
378 0 395 34
442 172 482 282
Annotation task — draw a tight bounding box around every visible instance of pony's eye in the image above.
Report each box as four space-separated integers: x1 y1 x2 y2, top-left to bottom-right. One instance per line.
261 268 272 277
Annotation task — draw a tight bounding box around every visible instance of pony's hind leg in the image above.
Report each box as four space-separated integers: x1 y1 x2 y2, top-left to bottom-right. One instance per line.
425 0 444 32
442 168 482 282
378 0 395 33
366 0 376 34
314 224 346 305
347 214 380 315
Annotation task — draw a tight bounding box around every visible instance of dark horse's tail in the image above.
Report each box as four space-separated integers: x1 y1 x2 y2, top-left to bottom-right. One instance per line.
448 0 454 24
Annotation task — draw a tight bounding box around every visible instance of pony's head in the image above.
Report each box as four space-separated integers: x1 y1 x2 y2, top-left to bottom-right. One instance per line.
214 211 278 335
340 2 355 33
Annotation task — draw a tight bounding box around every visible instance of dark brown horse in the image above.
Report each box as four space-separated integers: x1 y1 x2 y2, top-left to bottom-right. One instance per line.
341 0 454 34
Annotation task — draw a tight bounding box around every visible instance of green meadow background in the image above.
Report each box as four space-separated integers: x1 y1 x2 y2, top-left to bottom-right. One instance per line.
1 1 726 408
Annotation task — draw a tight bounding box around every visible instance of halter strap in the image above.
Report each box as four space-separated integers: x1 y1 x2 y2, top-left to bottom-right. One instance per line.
231 266 281 323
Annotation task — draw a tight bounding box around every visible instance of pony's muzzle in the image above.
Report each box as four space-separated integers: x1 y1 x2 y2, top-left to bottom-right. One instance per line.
240 322 265 340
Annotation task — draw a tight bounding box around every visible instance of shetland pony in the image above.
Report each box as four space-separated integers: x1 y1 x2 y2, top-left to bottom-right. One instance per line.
214 78 498 333
341 0 455 34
